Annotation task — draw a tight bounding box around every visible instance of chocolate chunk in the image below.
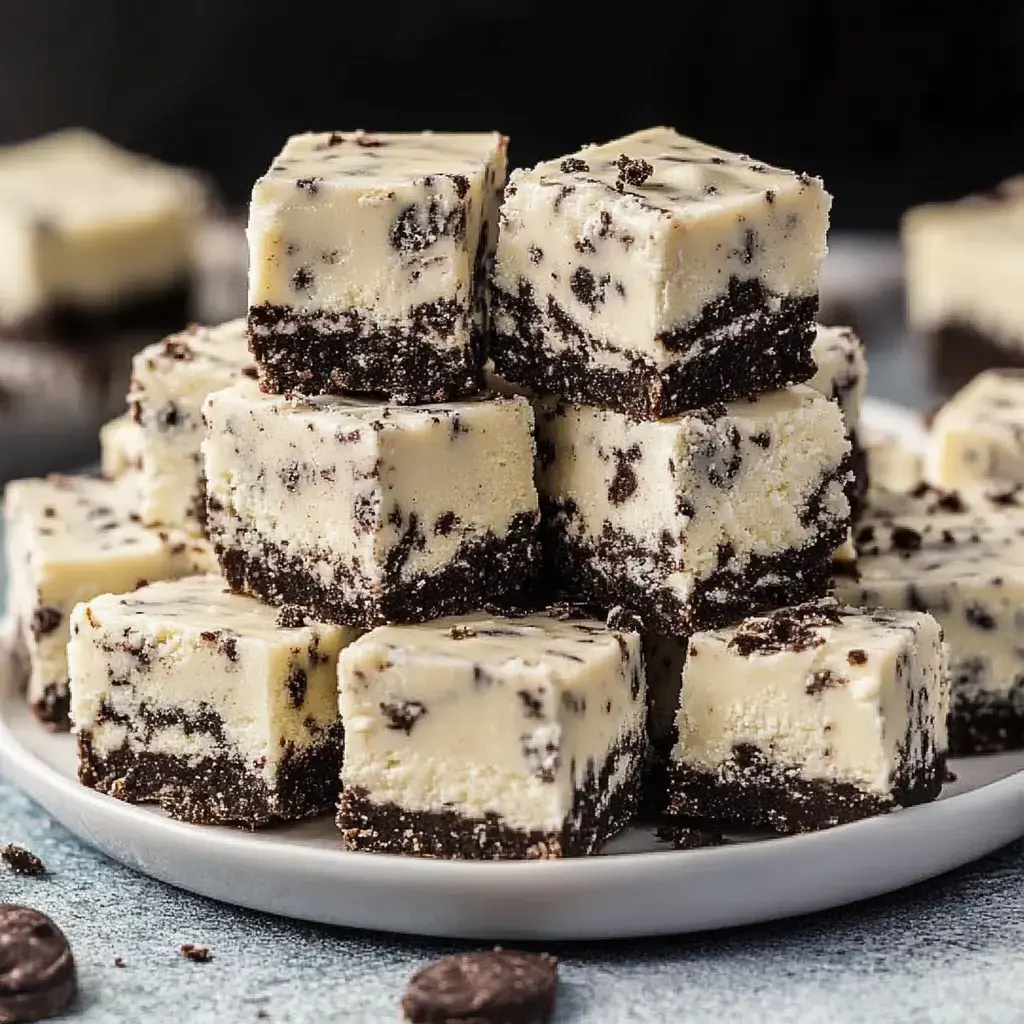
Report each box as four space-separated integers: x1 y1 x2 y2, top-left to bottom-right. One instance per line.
891 526 923 552
296 177 321 196
291 266 315 292
0 846 45 877
276 606 307 629
728 602 841 657
614 154 654 192
219 636 240 663
527 245 544 265
805 669 845 695
180 944 211 963
380 700 427 734
401 949 558 1024
607 444 641 505
847 649 868 666
518 691 544 718
448 624 477 640
286 666 308 708
434 511 459 536
965 603 997 630
0 904 77 1023
560 158 589 174
30 607 61 640
569 266 608 310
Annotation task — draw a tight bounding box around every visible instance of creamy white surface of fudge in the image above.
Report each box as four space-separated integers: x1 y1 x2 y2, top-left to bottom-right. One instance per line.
491 127 830 418
925 370 1024 488
99 414 145 480
0 129 205 330
3 475 214 728
337 611 647 858
537 384 850 633
128 319 254 531
247 130 507 401
669 601 948 832
70 575 358 827
203 380 539 627
808 323 867 434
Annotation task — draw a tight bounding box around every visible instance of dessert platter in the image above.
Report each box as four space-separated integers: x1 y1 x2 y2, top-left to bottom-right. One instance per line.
1 127 1023 942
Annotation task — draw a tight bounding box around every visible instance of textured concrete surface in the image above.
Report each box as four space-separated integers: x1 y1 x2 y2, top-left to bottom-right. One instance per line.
1 776 1023 1023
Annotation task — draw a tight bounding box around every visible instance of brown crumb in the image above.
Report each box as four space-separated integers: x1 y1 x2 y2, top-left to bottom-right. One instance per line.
1 843 46 875
180 943 212 963
114 957 126 968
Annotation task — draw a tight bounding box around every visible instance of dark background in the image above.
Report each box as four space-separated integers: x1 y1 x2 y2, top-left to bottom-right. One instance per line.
0 2 1021 227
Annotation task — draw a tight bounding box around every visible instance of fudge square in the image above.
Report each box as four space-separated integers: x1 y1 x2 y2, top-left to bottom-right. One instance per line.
129 319 255 532
926 370 1024 489
536 384 851 634
667 601 949 833
203 380 539 627
491 126 830 419
0 128 206 337
69 575 359 828
337 610 647 859
3 475 214 729
838 511 1024 755
247 130 507 402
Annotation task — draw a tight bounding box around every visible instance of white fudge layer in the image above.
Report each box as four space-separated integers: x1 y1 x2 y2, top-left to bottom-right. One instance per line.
202 380 537 594
674 602 948 794
862 427 924 496
99 414 145 480
3 475 215 721
70 575 356 773
0 129 206 326
339 612 646 835
248 130 506 335
537 384 850 619
808 323 867 434
839 512 1024 704
129 319 254 531
903 187 1024 347
925 370 1024 488
493 126 829 361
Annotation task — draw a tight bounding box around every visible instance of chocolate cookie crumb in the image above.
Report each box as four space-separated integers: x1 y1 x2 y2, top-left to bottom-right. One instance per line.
180 943 212 963
614 154 654 192
401 948 558 1024
114 956 125 968
0 904 77 1022
1 844 46 876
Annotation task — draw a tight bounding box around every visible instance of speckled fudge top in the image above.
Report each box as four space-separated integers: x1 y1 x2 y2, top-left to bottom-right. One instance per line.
78 574 342 646
3 475 207 562
865 480 1024 521
257 131 506 191
357 609 636 681
132 319 253 386
509 126 824 217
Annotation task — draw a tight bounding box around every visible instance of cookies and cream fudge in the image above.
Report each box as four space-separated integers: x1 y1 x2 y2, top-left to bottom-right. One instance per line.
0 128 206 336
862 427 923 496
667 601 948 833
808 322 869 520
3 475 214 728
838 511 1024 755
99 414 144 480
203 379 539 627
69 575 359 828
491 127 830 419
536 384 850 634
903 182 1024 392
128 319 254 532
925 370 1024 489
337 610 647 858
247 130 507 402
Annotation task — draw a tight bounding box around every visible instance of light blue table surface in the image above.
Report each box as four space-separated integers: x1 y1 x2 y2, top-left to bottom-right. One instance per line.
2 240 1023 1022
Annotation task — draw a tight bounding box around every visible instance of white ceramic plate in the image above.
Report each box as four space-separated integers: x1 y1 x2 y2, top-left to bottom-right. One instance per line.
3 400 1022 941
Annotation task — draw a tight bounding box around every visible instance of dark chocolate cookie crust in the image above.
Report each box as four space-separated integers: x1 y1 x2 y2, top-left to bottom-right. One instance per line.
542 490 847 635
949 686 1024 756
666 744 946 834
491 276 818 419
248 301 485 403
212 511 540 629
4 279 192 342
31 682 72 733
77 723 344 829
925 320 1024 398
337 734 645 859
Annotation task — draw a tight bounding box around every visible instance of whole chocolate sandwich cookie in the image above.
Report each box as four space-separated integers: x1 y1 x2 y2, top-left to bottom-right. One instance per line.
0 905 77 1023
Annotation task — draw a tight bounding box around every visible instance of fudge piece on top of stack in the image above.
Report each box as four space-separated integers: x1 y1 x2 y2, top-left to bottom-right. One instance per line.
70 575 358 828
128 319 254 532
337 610 647 858
4 475 214 729
667 601 948 832
247 130 507 402
491 126 830 419
536 384 851 633
203 380 539 627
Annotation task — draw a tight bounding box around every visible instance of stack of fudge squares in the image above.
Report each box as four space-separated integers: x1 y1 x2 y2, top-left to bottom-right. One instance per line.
3 126 952 857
